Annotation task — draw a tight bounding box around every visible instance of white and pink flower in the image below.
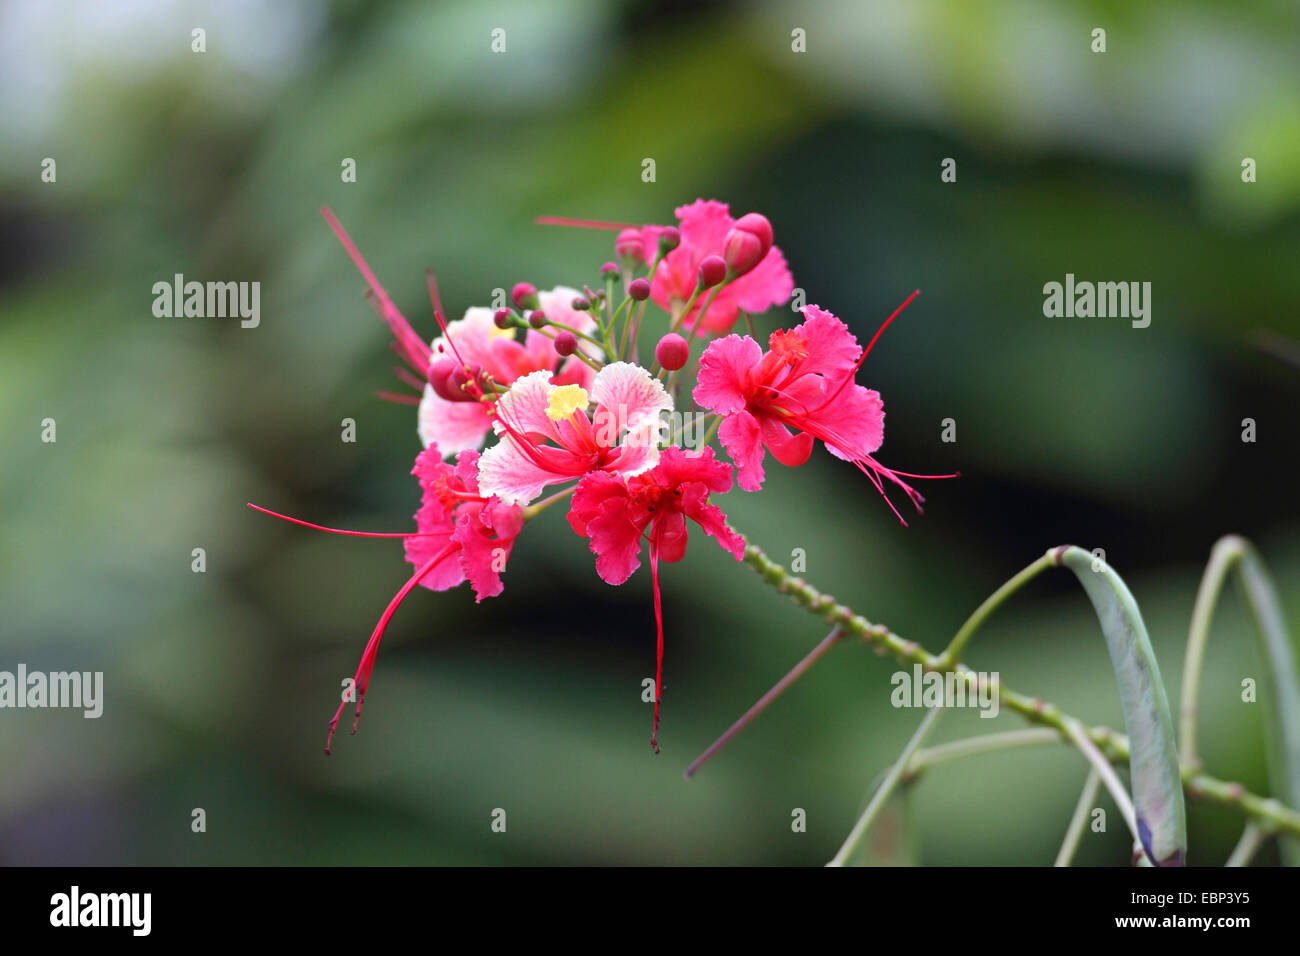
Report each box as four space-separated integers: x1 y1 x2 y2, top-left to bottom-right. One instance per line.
476 362 673 506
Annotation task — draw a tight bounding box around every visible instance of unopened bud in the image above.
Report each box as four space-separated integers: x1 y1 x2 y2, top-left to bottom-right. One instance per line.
528 310 548 329
493 308 513 329
723 228 764 277
600 261 620 279
615 229 645 265
571 296 591 311
732 213 773 252
698 254 726 289
655 333 690 371
553 331 578 356
723 213 773 277
511 282 539 310
658 227 681 255
628 277 651 301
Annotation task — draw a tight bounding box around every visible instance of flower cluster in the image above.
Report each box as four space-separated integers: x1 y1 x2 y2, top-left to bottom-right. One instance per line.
253 200 952 754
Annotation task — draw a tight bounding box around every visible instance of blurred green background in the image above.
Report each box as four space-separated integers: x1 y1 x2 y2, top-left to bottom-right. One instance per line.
2 0 1298 866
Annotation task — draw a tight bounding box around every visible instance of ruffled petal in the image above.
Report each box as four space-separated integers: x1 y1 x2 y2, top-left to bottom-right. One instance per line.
476 435 559 505
717 409 767 492
590 361 673 441
816 384 885 461
693 335 761 414
786 305 860 378
585 495 646 585
418 385 494 455
491 369 561 440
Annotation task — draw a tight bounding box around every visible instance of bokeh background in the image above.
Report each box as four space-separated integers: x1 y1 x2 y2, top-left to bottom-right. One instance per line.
2 0 1298 866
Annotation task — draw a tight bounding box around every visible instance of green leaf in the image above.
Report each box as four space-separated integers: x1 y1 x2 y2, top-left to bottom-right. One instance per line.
1058 546 1187 866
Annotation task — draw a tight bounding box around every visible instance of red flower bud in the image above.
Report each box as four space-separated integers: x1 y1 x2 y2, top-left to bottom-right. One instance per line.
628 277 651 301
553 331 578 357
658 227 681 255
601 261 620 278
493 308 512 329
724 213 773 277
723 228 764 277
655 332 690 371
697 254 726 289
528 310 548 329
511 282 538 310
615 229 644 264
571 296 591 311
732 213 773 253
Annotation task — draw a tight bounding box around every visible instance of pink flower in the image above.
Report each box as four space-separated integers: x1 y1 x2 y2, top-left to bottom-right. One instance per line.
567 445 746 751
694 301 950 523
633 199 794 335
418 290 600 457
567 445 745 585
250 441 524 754
324 444 523 754
405 445 525 600
476 362 673 506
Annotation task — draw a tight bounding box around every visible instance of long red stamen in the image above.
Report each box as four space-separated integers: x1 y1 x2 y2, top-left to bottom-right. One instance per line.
247 503 443 537
393 366 427 392
327 543 458 754
423 268 493 405
649 541 664 754
811 289 919 414
534 215 636 231
322 206 432 373
377 390 422 406
426 270 449 336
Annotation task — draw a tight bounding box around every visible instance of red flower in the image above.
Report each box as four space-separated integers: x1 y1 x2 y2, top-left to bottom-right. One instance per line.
249 442 523 754
568 446 745 751
694 298 953 523
327 445 523 752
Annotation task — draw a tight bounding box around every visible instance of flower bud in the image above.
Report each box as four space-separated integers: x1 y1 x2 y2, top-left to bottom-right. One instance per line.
723 213 773 277
697 254 726 289
511 282 539 310
553 331 578 357
628 277 651 301
571 296 591 311
615 229 644 265
528 310 548 329
600 261 621 279
732 213 773 252
655 333 689 371
658 227 681 255
493 308 513 329
723 228 764 277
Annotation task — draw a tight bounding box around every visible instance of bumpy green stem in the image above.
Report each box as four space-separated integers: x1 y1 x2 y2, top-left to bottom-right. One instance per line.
740 542 1300 838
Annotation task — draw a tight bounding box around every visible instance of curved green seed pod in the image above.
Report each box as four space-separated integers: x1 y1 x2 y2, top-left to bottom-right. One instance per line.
1057 546 1187 866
